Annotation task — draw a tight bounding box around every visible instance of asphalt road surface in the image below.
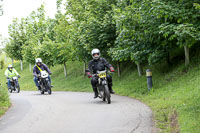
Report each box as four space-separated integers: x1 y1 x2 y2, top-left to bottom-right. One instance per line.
0 91 155 133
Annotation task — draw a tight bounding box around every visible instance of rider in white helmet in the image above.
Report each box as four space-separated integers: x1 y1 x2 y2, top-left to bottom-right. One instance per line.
33 58 52 90
4 64 20 89
86 48 115 98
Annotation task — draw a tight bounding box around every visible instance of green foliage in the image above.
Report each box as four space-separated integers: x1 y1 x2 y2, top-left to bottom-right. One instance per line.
65 0 117 61
5 0 200 67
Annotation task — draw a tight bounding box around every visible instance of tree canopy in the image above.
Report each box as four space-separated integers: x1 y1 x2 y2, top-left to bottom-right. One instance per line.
4 0 200 75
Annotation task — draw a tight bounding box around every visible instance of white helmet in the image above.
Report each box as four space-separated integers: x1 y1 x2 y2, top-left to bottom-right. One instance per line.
91 49 100 60
35 58 42 63
8 64 13 68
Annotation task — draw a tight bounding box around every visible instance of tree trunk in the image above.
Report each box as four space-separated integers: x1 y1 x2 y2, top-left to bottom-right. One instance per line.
12 58 14 66
20 60 23 71
29 63 32 72
5 55 7 63
83 61 87 76
184 46 189 66
166 51 171 66
117 60 120 77
136 63 143 77
64 62 67 78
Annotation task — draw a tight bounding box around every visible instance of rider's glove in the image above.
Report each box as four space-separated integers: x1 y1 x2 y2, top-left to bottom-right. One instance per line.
17 75 21 78
87 72 92 78
49 72 52 75
109 67 115 72
6 76 9 79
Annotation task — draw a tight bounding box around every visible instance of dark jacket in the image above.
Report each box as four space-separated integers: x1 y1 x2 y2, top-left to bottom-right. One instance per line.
88 58 112 74
33 63 51 77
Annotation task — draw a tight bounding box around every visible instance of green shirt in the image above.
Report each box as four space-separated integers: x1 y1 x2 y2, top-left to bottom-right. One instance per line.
4 68 19 78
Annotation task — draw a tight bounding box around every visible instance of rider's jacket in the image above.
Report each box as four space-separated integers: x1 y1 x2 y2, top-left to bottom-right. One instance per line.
88 58 112 74
4 68 19 78
33 63 51 77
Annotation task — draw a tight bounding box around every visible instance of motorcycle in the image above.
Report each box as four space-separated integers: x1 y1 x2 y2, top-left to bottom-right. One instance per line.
8 76 20 93
38 71 52 95
86 70 112 104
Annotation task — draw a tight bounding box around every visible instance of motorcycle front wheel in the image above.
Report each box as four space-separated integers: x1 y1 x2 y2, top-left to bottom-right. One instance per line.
16 85 20 93
40 89 44 94
47 81 52 95
16 87 20 93
47 88 51 95
104 85 111 104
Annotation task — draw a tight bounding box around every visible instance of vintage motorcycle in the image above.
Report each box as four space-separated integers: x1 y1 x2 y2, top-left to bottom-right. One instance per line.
8 76 20 93
86 70 112 104
38 71 52 95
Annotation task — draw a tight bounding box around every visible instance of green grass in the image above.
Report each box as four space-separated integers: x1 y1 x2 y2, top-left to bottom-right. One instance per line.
0 54 11 117
0 53 200 132
0 87 10 117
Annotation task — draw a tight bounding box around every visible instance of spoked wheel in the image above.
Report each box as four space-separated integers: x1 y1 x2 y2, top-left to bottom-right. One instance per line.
40 90 44 94
8 88 12 93
47 82 52 95
47 88 52 95
98 86 105 101
16 88 20 93
16 85 20 93
103 97 106 101
104 85 111 104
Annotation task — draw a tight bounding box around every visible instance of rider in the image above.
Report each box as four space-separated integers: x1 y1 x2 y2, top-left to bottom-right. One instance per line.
33 58 52 90
87 48 115 98
4 64 20 89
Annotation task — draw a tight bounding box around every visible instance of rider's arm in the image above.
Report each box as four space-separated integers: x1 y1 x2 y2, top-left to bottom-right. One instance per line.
102 58 115 72
33 66 37 77
13 68 19 76
43 64 51 74
88 60 93 72
4 69 9 77
87 60 93 78
102 58 112 69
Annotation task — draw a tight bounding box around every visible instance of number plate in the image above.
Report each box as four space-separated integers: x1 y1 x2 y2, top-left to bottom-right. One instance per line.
98 72 106 78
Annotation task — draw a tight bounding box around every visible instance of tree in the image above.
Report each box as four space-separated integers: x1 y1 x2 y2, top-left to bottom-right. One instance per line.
65 0 117 74
153 0 200 66
0 0 3 16
5 18 27 70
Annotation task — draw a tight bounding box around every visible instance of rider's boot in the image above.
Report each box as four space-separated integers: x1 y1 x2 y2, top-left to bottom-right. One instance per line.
108 84 115 94
93 88 98 98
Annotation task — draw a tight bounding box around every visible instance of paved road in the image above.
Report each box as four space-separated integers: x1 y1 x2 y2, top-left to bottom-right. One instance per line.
0 91 155 133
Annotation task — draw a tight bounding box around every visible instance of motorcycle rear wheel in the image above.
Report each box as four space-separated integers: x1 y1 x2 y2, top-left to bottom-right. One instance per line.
40 90 44 94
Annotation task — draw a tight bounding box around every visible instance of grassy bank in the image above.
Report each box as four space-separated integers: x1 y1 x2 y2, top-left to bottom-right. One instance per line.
0 87 10 117
0 54 10 117
0 55 200 132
